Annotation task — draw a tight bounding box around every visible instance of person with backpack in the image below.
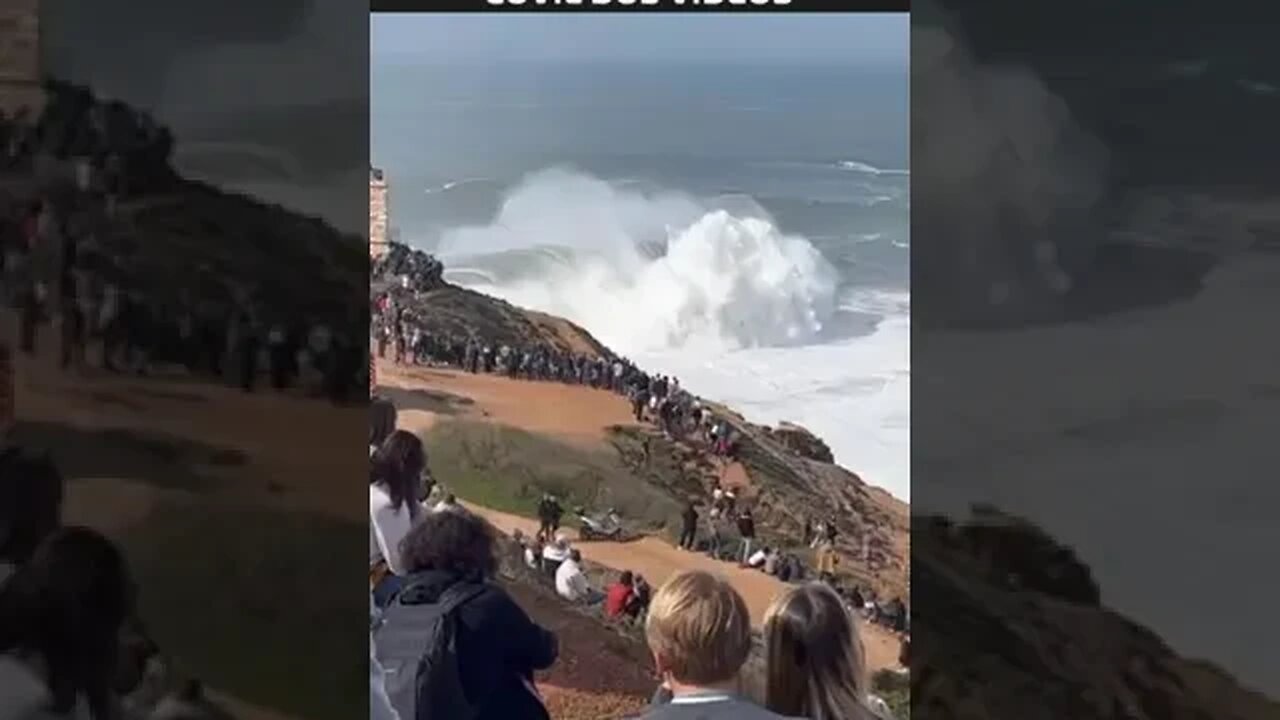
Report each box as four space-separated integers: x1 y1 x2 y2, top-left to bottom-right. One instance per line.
373 508 558 720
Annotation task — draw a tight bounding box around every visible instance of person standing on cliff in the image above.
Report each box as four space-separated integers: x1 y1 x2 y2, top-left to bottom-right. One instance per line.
679 502 698 551
236 310 259 392
736 508 756 566
632 385 650 422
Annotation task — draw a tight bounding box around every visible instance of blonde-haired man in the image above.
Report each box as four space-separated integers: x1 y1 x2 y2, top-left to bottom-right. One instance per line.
631 570 800 719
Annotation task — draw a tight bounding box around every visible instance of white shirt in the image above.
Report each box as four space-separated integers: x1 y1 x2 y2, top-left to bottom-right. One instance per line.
554 559 590 602
748 549 768 567
0 654 90 720
542 543 570 564
370 484 415 575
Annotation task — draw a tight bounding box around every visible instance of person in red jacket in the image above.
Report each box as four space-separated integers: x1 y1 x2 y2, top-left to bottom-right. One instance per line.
605 570 636 619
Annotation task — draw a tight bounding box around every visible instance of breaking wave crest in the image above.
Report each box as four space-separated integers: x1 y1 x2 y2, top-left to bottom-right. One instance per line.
437 168 840 353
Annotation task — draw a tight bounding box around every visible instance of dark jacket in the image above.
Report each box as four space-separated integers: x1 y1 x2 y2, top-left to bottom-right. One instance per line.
736 514 755 539
681 506 698 530
407 570 558 720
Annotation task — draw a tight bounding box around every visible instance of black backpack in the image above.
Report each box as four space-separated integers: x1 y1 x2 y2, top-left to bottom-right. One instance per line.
372 579 487 720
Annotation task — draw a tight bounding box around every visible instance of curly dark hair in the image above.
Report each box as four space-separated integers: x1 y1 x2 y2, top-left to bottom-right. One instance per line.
400 509 497 579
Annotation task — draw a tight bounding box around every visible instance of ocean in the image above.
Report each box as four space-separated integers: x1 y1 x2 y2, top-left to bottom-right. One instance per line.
372 60 910 501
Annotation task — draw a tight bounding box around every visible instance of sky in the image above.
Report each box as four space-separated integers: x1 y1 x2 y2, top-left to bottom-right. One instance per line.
371 12 909 66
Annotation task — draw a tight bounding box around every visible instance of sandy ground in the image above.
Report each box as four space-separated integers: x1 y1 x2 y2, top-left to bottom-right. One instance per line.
381 361 903 673
13 322 366 524
7 314 365 720
383 363 637 446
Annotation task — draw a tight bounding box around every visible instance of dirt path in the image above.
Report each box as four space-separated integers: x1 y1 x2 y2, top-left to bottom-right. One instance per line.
14 328 366 524
380 363 638 448
385 362 903 672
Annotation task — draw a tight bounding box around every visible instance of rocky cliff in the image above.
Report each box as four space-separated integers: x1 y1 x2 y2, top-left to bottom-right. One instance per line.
400 263 912 601
914 508 1280 720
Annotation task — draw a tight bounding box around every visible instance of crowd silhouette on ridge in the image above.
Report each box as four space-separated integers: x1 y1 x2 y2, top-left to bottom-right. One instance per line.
1 80 367 403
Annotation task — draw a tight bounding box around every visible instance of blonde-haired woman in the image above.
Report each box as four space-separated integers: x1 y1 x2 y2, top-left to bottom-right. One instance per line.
762 582 893 720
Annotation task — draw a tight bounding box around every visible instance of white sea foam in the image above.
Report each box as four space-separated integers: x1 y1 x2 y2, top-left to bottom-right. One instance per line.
838 159 910 176
437 168 910 499
424 177 491 194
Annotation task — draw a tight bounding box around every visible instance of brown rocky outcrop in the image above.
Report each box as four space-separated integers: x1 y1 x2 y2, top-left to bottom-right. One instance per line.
767 421 836 464
914 507 1280 720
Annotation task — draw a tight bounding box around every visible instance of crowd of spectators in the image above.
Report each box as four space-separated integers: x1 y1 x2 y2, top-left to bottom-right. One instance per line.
1 81 367 402
368 395 900 720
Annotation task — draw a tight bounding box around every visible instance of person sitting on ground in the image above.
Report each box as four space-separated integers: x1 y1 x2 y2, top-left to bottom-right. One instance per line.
747 545 769 569
370 430 425 608
524 536 544 572
512 528 529 560
605 570 636 620
541 534 571 577
0 527 136 720
434 493 461 513
762 582 890 720
763 547 781 576
375 508 558 720
554 549 603 605
627 574 652 621
843 585 863 613
776 554 795 583
632 570 801 719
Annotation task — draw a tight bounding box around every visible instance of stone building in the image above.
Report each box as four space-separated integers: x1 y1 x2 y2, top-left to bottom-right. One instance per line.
369 166 389 259
0 0 44 116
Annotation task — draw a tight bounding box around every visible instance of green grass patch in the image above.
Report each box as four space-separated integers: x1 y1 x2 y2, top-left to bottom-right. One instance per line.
872 668 910 720
119 498 367 720
422 420 681 532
